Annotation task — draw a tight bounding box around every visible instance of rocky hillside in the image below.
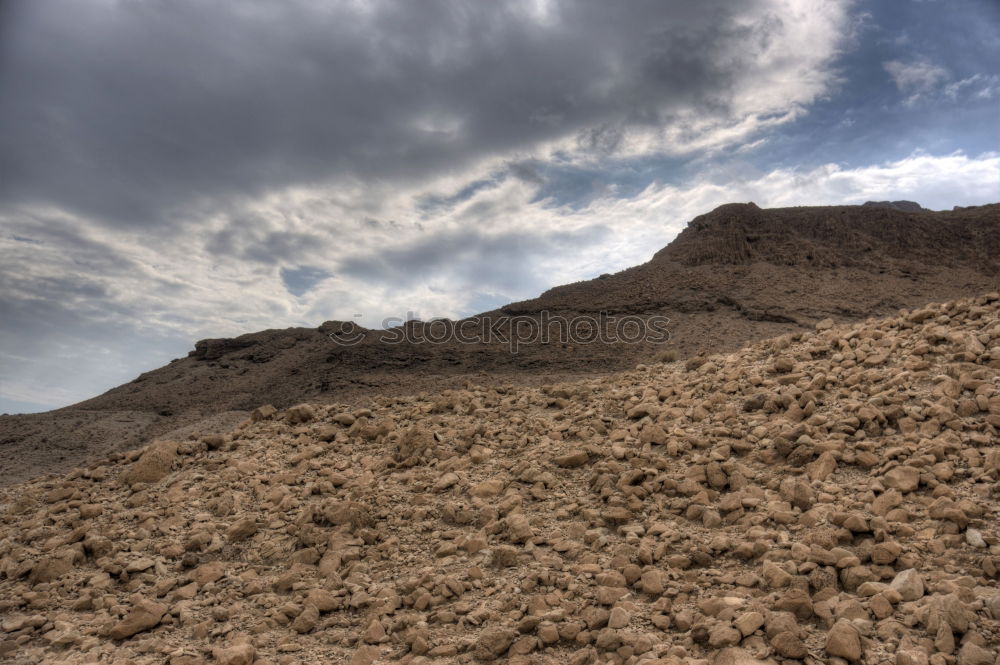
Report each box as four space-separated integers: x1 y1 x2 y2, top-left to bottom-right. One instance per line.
2 203 998 486
1 293 999 665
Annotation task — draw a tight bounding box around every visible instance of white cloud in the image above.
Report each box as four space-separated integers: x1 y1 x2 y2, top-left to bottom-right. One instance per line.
883 58 949 104
944 73 1000 101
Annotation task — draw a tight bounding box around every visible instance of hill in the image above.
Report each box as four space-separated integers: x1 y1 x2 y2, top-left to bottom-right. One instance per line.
1 202 998 485
1 293 998 664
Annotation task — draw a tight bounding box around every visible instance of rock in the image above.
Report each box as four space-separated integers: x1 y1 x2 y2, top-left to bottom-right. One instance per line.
362 618 386 644
734 611 764 637
250 404 277 422
762 561 793 589
773 357 796 373
889 569 924 601
607 607 629 629
434 472 459 491
285 404 315 424
825 620 862 662
226 518 258 542
125 557 155 573
553 450 590 468
774 588 813 620
331 412 356 426
883 466 920 493
708 624 742 647
291 604 319 634
640 569 666 595
506 513 533 543
29 554 74 584
212 643 256 665
469 479 505 497
771 631 807 659
349 646 380 665
957 642 995 665
713 647 771 665
109 599 168 640
193 561 226 587
871 541 902 565
965 528 986 548
474 627 516 661
807 451 837 481
120 440 178 485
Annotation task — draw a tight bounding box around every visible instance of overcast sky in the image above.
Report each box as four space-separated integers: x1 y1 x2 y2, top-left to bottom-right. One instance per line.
1 0 999 413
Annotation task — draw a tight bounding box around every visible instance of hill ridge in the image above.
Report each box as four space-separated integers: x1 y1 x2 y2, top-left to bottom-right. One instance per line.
1 202 998 485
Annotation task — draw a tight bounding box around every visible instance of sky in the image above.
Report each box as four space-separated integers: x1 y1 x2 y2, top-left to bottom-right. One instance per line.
1 0 998 414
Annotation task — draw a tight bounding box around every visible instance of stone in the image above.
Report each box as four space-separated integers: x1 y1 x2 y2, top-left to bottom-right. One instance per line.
734 611 764 637
553 451 590 468
193 561 226 587
212 643 256 665
713 647 771 665
506 513 533 543
470 479 505 497
607 607 629 629
109 599 168 640
250 404 277 422
965 528 986 548
284 404 315 424
474 627 516 661
957 643 995 665
362 618 386 644
226 518 258 542
889 569 924 601
708 624 741 648
291 604 319 634
771 630 808 659
825 620 862 662
120 441 178 485
883 466 920 493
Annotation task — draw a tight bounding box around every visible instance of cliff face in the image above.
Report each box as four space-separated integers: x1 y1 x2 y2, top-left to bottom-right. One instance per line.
2 202 998 484
655 203 999 269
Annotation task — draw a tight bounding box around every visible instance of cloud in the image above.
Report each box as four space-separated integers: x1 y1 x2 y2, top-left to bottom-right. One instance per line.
0 0 851 228
883 58 950 104
880 55 999 107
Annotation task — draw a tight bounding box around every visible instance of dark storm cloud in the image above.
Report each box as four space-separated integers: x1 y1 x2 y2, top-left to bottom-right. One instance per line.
0 0 782 227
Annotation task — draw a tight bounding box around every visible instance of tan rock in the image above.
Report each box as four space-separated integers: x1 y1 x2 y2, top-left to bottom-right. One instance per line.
713 647 772 665
109 599 168 640
212 643 256 665
825 620 862 662
291 604 319 634
226 518 258 543
889 569 924 601
474 627 516 661
883 466 920 492
553 450 590 468
957 642 995 665
734 611 764 637
771 630 807 658
120 440 177 485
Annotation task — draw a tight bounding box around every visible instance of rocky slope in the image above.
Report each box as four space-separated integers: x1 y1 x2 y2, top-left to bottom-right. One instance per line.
1 293 999 665
2 202 998 486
